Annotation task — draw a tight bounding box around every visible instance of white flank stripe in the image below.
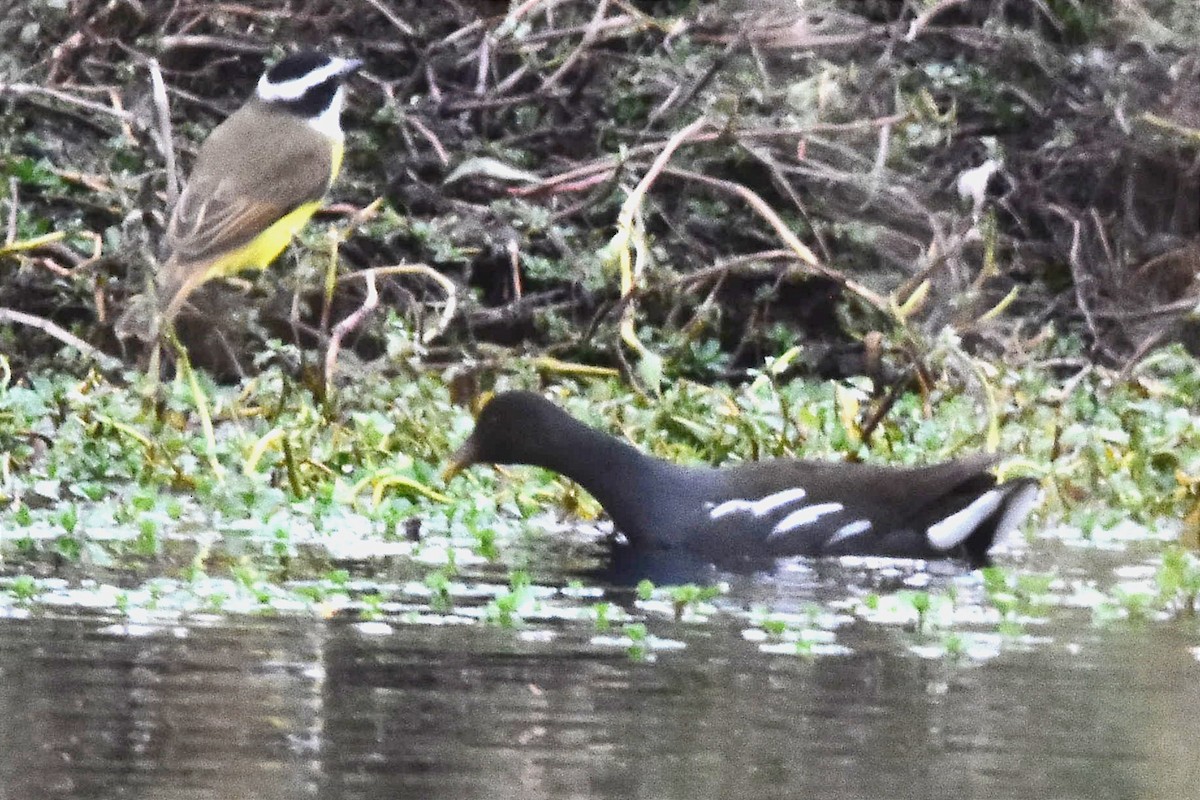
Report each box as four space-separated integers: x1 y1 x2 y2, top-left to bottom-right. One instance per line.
707 499 752 519
257 57 359 102
770 502 844 537
826 519 872 547
747 487 808 516
925 490 1003 549
708 487 807 520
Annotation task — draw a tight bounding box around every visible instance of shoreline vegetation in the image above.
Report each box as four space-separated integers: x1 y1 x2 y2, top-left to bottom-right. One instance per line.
1 2 1200 648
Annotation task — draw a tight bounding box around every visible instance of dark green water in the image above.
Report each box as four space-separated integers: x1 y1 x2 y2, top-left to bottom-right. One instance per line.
1 559 1197 800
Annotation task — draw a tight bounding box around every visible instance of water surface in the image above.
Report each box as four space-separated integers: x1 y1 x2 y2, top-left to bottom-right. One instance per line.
2 543 1197 800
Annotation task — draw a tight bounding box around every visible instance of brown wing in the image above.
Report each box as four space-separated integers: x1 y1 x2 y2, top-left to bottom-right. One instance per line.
163 104 333 264
163 182 294 266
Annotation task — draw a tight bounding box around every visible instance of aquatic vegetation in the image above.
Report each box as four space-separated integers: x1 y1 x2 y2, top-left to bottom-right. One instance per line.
485 570 537 628
596 622 687 662
424 569 454 613
668 585 723 619
1156 547 1200 616
591 601 613 632
744 607 850 657
9 575 37 605
0 342 1199 666
980 566 1055 635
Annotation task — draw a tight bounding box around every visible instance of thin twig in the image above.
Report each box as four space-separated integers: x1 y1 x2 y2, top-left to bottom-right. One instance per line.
338 263 459 344
360 0 415 36
146 57 179 206
407 115 450 165
612 116 710 361
513 114 909 198
171 332 225 482
0 307 120 369
324 271 379 387
466 292 572 327
514 13 634 44
859 365 916 445
106 87 135 142
0 82 136 125
665 166 888 311
507 238 523 300
0 231 68 257
672 250 795 288
541 0 610 90
159 35 268 54
475 34 491 95
441 89 570 113
5 178 16 245
904 0 967 42
1048 203 1110 358
645 31 742 129
505 0 570 25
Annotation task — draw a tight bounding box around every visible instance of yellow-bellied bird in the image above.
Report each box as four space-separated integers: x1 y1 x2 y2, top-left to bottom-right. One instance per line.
153 50 361 323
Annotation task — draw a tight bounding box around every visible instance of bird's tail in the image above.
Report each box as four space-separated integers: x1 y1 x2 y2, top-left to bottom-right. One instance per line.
942 478 1042 567
113 292 158 343
113 255 210 343
155 256 212 322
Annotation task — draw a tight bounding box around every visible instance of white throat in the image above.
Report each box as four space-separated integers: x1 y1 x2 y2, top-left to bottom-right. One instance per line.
307 85 346 139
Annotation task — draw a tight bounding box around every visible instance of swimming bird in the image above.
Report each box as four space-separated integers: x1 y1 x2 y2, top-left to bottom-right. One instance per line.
142 50 361 328
443 391 1039 576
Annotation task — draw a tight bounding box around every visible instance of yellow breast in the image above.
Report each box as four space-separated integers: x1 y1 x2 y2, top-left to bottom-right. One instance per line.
209 200 323 279
206 139 342 281
331 137 345 179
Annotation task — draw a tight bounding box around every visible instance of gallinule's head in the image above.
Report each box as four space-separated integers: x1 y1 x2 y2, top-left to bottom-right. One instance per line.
443 391 562 480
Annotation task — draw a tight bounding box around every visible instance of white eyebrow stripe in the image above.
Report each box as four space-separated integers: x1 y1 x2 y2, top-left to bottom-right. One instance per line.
257 57 355 102
708 487 807 520
769 502 844 537
826 519 872 547
925 489 1003 549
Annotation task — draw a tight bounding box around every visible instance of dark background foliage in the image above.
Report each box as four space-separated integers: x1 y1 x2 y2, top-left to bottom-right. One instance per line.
1 0 1199 381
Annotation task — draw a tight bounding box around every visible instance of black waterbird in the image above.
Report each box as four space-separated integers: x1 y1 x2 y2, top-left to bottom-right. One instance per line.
443 391 1040 578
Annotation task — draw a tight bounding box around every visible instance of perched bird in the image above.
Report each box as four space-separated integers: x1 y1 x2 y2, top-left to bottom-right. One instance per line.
444 391 1040 579
142 50 361 328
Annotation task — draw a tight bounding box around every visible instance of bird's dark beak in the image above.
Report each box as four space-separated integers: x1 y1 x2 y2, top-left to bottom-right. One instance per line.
441 437 478 483
442 391 495 482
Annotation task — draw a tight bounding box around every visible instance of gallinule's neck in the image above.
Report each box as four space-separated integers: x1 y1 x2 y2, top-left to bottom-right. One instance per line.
445 392 689 542
515 411 686 541
531 415 645 489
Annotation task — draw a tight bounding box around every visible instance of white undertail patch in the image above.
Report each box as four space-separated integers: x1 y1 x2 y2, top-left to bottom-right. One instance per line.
257 57 359 102
925 489 1003 549
770 502 845 537
992 482 1040 546
708 487 807 520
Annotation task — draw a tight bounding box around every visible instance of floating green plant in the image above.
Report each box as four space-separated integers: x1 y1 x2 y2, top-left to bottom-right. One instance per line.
425 569 454 613
1157 547 1200 616
486 570 535 628
592 601 612 631
624 622 649 661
